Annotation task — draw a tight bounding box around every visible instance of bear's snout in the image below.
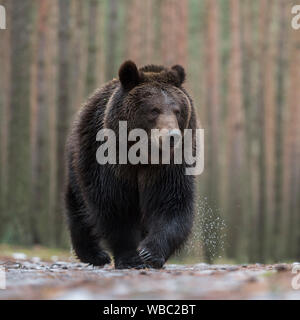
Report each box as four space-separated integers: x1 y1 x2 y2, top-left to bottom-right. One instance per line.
167 129 182 148
151 128 182 150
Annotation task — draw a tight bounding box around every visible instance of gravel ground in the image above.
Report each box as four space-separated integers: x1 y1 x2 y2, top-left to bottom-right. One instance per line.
0 257 299 300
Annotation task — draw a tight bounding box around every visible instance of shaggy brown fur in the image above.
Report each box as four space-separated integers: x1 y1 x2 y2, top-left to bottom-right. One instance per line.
65 60 198 269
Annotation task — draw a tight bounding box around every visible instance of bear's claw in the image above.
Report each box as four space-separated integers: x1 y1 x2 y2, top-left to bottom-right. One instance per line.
138 248 152 261
138 248 165 269
114 252 150 269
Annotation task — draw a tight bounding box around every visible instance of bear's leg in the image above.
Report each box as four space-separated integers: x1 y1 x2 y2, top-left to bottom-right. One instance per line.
138 169 195 268
138 214 193 269
106 222 147 269
65 183 111 266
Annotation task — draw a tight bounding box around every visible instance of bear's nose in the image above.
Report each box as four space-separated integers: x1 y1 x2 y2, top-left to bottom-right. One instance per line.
167 129 181 138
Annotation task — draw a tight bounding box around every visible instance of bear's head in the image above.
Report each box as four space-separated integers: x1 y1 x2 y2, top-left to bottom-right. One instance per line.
116 60 192 149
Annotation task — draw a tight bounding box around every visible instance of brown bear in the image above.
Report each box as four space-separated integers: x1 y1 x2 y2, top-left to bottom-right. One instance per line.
65 60 198 269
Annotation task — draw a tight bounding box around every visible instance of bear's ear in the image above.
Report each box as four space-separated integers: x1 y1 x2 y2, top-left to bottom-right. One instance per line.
171 65 186 85
119 60 140 91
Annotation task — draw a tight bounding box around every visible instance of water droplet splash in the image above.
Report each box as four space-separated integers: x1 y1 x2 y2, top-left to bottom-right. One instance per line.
186 196 227 263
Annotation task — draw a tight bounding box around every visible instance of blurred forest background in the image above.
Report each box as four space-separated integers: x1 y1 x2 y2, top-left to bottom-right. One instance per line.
0 0 299 264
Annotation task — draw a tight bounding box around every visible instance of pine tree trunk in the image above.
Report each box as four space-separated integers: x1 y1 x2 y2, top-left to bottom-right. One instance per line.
284 22 300 259
202 0 221 262
0 0 11 238
226 0 245 259
272 0 289 261
106 0 118 80
7 0 34 244
46 0 59 246
86 0 100 95
55 0 71 246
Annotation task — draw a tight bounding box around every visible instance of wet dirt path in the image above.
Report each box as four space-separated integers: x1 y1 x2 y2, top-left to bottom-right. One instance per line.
0 258 299 299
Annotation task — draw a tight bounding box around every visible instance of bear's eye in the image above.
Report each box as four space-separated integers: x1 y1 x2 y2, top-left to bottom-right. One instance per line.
150 108 160 116
174 109 180 116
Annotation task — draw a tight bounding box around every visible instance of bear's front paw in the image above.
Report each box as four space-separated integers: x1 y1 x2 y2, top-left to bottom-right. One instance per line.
138 248 165 269
114 252 150 270
77 250 111 267
92 251 112 266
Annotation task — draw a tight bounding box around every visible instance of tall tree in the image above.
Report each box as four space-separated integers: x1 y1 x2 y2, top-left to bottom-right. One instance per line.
86 0 101 95
7 0 34 243
30 0 51 244
284 22 300 258
226 0 245 259
0 0 11 238
69 0 88 110
126 0 143 65
202 0 221 262
272 0 289 261
256 0 275 262
46 0 59 246
240 0 259 262
175 0 188 67
55 0 71 246
106 0 118 80
143 0 154 65
263 0 276 261
160 0 176 66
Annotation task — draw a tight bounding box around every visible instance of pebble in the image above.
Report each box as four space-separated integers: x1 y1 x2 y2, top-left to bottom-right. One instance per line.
12 253 27 260
31 257 41 263
198 270 215 275
227 266 239 272
274 264 289 272
246 275 258 283
194 263 209 269
139 270 148 275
